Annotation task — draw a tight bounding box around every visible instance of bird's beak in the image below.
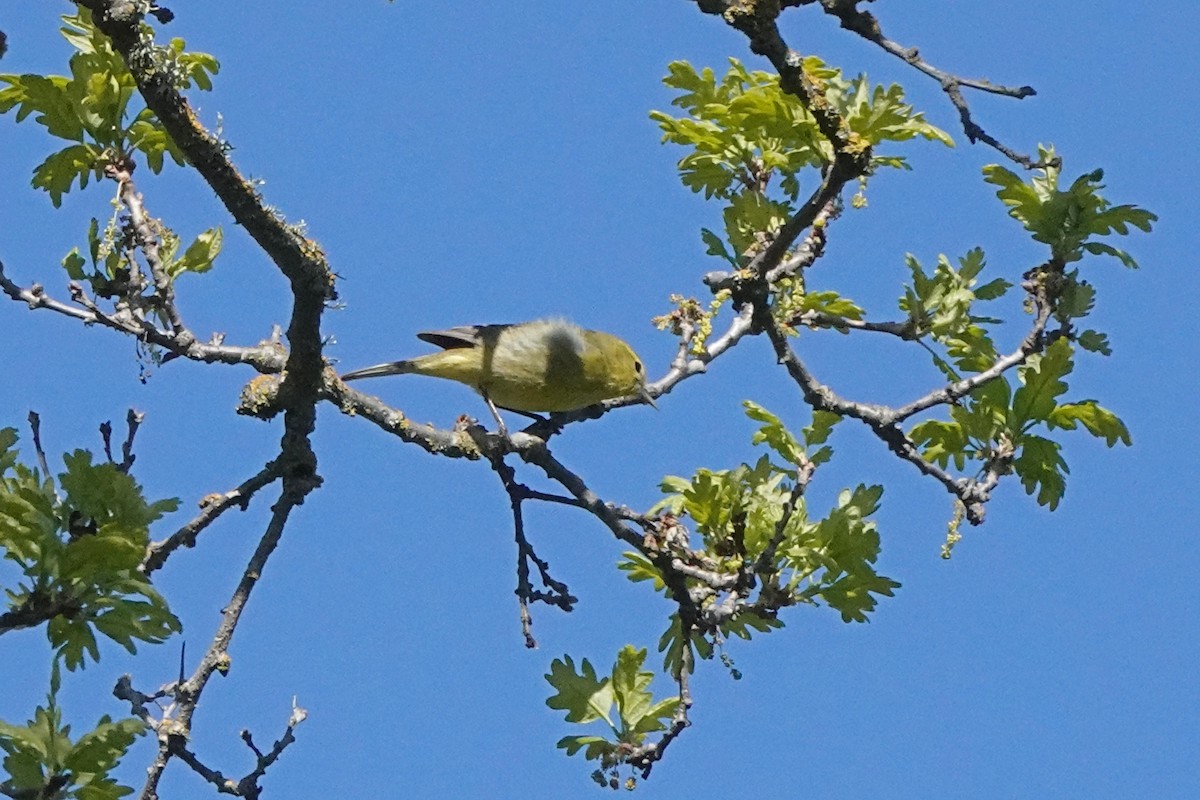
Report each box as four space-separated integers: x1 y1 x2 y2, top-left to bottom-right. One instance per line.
639 382 658 409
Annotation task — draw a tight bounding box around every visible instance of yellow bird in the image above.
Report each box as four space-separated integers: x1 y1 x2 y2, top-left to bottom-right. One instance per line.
341 319 654 427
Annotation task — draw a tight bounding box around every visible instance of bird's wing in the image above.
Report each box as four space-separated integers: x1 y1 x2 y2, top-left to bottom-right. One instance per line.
416 324 511 351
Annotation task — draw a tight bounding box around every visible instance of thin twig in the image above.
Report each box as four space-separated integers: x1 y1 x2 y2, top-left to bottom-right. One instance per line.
759 313 994 520
627 623 694 778
491 454 578 647
0 257 288 371
100 409 144 472
648 305 756 401
110 161 188 334
802 0 1044 167
794 310 915 338
137 483 306 800
233 700 307 799
518 488 587 509
26 411 52 482
0 587 82 635
120 408 143 471
889 297 1055 422
746 162 859 282
100 421 115 465
142 460 285 574
510 434 649 552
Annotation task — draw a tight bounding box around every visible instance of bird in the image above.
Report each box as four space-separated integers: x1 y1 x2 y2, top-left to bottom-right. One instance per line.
341 319 654 432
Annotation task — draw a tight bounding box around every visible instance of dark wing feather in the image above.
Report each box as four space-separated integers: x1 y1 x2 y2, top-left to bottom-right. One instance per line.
417 324 512 351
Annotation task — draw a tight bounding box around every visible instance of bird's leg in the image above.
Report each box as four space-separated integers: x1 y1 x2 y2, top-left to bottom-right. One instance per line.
482 392 509 437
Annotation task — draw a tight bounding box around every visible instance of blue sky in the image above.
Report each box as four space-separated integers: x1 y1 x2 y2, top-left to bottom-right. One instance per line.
2 2 1197 797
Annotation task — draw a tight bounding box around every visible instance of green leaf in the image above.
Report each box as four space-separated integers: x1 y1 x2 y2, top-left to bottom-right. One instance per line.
61 532 144 577
1077 330 1112 355
632 697 681 736
909 419 968 470
652 57 948 215
1081 241 1140 269
0 483 59 566
61 248 88 280
0 428 19 475
802 410 841 448
983 146 1155 265
127 112 187 174
0 441 180 668
1013 434 1068 510
802 409 841 466
617 551 667 592
1 8 218 206
659 614 711 678
545 656 614 728
1048 401 1131 447
700 227 738 266
786 484 898 622
59 450 179 535
611 646 657 734
1055 275 1096 320
744 400 804 466
973 277 1012 301
898 249 1007 346
0 705 71 789
71 775 136 800
720 610 784 640
819 572 901 623
63 717 144 777
0 703 141 800
556 734 614 761
165 227 223 278
1012 338 1073 427
723 190 790 258
48 615 101 671
31 144 102 207
0 73 84 141
161 38 221 91
797 289 865 324
843 79 953 151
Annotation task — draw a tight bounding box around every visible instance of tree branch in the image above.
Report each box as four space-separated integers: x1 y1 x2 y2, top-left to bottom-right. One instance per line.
698 0 1046 167
100 408 144 473
759 312 995 522
142 460 285 575
491 455 578 648
793 309 916 338
0 257 288 371
134 483 307 800
626 622 693 778
812 0 1045 168
888 290 1055 422
108 160 188 334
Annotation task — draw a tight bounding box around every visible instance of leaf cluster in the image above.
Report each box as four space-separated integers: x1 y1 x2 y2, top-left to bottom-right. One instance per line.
0 429 181 670
911 338 1131 510
984 145 1157 269
559 404 898 771
772 278 866 334
899 247 1011 355
61 216 223 309
894 154 1150 511
651 58 951 263
545 646 680 785
0 665 143 800
0 9 218 205
633 403 898 670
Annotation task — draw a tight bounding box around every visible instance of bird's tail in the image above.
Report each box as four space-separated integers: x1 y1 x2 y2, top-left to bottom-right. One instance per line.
341 360 417 382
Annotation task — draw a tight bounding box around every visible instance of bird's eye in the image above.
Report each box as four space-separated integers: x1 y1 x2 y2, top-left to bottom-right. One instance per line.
634 360 643 373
